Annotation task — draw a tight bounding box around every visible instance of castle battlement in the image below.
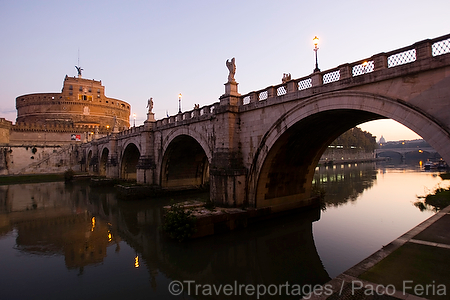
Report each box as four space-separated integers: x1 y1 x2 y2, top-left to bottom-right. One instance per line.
11 122 113 134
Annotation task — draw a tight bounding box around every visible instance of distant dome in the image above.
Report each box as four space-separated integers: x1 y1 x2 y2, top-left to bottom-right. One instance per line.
378 135 386 144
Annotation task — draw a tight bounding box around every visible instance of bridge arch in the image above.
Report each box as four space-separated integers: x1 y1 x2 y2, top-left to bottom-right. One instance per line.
121 143 140 180
248 90 450 208
161 127 213 163
99 146 109 176
160 134 210 189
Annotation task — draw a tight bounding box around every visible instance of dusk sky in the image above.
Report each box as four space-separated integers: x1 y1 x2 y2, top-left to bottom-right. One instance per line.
1 0 449 142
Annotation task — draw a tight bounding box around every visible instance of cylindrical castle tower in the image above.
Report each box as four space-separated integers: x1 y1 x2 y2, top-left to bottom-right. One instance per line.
16 75 130 131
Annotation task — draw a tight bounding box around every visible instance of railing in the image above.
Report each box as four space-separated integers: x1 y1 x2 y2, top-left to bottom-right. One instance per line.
239 33 450 106
155 103 219 128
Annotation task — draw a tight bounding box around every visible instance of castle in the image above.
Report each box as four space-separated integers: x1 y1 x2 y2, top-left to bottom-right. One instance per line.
0 71 131 175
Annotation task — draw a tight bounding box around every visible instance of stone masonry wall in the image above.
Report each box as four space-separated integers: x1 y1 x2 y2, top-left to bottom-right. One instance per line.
0 144 81 175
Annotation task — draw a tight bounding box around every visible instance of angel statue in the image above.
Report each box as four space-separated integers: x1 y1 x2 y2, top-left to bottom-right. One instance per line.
75 65 83 77
226 57 236 83
147 98 153 113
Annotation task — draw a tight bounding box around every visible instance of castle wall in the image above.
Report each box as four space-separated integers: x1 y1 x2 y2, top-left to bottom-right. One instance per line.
10 122 111 145
0 118 12 144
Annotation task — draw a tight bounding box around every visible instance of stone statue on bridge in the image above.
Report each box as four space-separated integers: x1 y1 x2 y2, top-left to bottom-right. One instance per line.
226 57 236 83
147 98 153 113
282 73 291 83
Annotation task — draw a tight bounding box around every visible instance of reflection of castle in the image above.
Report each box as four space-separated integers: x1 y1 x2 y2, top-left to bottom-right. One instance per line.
0 182 120 271
14 215 112 270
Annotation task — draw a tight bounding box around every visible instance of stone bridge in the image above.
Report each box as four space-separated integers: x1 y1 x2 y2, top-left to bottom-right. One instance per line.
375 146 438 160
82 33 450 211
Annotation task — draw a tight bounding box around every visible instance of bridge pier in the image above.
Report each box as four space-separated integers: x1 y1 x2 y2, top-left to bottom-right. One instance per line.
210 82 247 207
210 152 247 207
106 134 120 178
136 120 156 185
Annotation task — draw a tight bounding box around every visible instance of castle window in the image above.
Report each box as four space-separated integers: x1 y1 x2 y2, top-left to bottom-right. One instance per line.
88 88 92 93
69 85 73 90
106 101 109 103
79 86 83 91
97 89 100 93
97 95 100 98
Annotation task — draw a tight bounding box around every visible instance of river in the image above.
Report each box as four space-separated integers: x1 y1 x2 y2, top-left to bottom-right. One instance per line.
0 162 447 299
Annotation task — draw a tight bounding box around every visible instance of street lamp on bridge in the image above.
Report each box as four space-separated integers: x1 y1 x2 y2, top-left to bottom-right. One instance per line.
178 93 182 113
133 113 136 127
313 36 320 73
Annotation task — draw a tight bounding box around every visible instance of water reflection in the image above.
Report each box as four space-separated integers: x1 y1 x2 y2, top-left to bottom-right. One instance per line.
0 163 442 299
313 163 377 208
0 182 330 299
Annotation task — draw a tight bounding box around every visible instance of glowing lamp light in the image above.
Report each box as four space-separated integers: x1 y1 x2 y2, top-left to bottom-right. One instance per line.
313 36 319 47
135 256 139 268
91 217 96 232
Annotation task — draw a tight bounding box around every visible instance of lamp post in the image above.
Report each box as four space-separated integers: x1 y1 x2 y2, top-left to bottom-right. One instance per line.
313 36 320 73
178 93 182 113
133 113 136 127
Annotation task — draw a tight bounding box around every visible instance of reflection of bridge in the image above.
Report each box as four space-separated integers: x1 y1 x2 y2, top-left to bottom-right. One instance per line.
82 34 450 211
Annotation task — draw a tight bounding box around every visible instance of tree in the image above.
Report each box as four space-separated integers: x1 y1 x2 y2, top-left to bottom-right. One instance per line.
330 127 377 152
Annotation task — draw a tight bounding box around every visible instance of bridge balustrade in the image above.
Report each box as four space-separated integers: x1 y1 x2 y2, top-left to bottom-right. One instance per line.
432 38 450 56
322 69 340 84
276 85 287 96
238 34 450 107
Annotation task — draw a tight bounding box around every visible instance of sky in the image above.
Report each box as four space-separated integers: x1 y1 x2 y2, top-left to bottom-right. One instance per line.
1 0 449 142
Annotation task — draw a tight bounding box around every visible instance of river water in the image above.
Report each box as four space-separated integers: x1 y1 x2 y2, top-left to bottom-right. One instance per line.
0 162 447 299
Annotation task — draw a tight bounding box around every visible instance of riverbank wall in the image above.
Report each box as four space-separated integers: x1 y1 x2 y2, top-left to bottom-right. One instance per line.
0 144 81 175
319 149 380 165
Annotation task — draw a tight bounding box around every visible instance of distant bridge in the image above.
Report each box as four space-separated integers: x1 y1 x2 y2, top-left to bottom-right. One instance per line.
375 146 438 159
82 33 450 211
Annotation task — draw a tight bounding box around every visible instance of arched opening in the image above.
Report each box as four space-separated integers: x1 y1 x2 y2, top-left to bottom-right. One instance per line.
99 148 109 176
161 135 209 189
248 89 450 209
121 143 140 180
254 109 383 208
376 150 404 163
